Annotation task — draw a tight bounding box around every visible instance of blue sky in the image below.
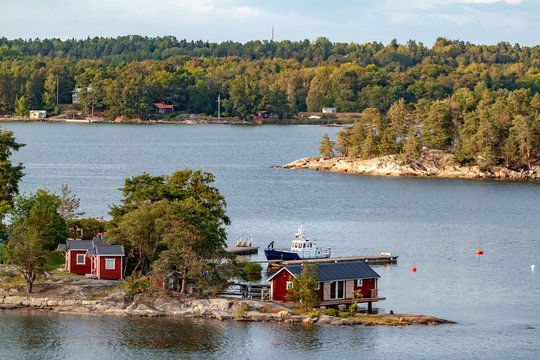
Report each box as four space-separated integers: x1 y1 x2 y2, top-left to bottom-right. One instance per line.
1 0 538 46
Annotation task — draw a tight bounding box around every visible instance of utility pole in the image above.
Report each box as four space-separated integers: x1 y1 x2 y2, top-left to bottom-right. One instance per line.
217 94 221 118
272 25 274 42
56 77 59 107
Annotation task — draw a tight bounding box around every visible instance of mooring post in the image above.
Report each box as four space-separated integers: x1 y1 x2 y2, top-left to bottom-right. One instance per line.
368 301 372 313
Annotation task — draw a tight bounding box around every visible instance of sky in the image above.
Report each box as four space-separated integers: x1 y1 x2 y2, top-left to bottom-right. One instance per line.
0 0 538 46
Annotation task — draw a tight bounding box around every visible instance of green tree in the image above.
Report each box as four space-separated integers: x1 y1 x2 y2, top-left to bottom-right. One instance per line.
0 128 25 212
3 190 68 293
285 262 320 311
14 95 29 117
318 132 335 159
58 184 84 221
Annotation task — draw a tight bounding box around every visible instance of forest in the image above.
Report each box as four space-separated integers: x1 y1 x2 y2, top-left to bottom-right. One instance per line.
0 36 539 168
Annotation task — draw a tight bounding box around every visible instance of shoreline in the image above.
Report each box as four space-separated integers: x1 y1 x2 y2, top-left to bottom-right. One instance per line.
277 150 539 181
0 293 454 326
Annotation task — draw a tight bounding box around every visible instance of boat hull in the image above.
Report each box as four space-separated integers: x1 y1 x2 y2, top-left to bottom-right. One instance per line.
264 249 328 261
264 249 301 261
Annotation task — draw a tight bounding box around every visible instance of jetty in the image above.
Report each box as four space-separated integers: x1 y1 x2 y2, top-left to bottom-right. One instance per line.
261 254 399 270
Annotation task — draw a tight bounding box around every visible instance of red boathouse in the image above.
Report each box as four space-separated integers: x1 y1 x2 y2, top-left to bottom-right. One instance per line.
267 261 385 311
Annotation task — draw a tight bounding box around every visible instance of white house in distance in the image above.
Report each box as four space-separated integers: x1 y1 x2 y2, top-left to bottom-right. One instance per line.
72 87 92 104
322 107 337 114
29 110 47 119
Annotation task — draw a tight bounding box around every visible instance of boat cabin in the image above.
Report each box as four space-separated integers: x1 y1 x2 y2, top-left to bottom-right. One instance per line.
289 226 330 259
267 261 385 311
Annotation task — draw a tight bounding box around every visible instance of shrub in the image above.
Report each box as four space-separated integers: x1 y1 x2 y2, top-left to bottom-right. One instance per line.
123 272 150 295
324 308 339 317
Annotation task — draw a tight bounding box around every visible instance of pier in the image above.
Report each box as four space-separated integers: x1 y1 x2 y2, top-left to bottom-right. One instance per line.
260 254 398 270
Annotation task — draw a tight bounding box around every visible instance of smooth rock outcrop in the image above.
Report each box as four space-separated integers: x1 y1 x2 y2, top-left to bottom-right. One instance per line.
279 150 539 181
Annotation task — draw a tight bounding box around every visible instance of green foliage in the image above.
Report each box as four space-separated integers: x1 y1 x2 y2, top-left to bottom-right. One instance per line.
0 129 25 214
318 132 336 159
58 184 84 221
285 262 320 311
66 217 106 240
324 308 339 317
2 189 68 293
123 272 150 295
14 95 29 117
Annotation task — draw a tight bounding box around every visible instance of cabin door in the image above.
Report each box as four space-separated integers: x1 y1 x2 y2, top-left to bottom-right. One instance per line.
330 281 344 299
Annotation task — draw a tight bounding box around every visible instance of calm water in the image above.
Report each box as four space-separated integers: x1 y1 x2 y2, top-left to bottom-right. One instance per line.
1 122 539 359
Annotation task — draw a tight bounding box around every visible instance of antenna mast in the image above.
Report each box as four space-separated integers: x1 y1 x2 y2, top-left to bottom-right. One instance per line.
272 25 274 42
217 94 221 118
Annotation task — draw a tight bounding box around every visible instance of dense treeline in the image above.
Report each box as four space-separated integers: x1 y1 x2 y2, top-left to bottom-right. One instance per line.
0 36 539 121
0 36 539 168
335 89 540 170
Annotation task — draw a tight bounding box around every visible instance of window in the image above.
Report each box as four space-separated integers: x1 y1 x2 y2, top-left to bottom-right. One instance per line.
76 254 86 265
356 279 363 287
286 281 293 290
105 258 116 270
314 282 320 291
329 281 344 299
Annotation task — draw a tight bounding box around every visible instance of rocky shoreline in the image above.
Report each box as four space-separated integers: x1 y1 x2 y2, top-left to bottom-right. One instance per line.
0 272 453 326
0 293 453 326
277 150 539 180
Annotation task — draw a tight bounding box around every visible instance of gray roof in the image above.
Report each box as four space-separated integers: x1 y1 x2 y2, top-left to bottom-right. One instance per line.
59 239 124 256
284 261 380 282
65 240 94 251
95 244 125 256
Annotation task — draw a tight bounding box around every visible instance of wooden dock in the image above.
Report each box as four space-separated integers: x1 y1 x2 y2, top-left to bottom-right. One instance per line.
264 254 398 270
225 246 259 255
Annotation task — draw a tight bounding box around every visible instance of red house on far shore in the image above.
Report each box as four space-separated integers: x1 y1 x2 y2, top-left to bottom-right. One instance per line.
267 261 385 311
58 237 125 280
153 103 174 115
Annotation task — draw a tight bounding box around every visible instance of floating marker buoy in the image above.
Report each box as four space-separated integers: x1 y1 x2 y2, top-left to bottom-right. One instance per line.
532 265 536 271
476 238 483 255
412 267 417 273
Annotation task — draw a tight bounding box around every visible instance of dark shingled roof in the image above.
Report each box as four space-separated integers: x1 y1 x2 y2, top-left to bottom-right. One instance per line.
95 244 125 256
64 240 94 251
285 261 380 282
58 239 124 257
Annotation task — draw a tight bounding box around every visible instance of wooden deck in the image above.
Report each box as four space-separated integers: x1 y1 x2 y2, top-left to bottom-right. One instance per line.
264 254 398 269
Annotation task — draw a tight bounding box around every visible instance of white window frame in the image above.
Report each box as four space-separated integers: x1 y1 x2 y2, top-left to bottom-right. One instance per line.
314 282 320 291
76 254 86 265
286 281 293 290
105 258 116 270
356 279 363 287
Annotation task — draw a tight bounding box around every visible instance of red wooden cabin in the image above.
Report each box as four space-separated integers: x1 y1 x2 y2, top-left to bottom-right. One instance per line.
153 103 174 115
58 238 125 280
267 261 385 311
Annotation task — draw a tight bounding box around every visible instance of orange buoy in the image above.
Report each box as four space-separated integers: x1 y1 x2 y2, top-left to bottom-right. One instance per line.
412 267 417 272
476 250 483 255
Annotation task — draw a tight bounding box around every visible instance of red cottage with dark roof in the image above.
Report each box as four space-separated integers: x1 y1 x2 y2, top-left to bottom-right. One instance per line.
153 103 174 115
58 237 125 280
267 261 385 311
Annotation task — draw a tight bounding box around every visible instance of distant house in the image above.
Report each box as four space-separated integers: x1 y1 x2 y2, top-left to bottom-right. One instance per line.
267 261 384 311
29 110 47 119
58 236 125 280
72 87 92 104
154 103 174 115
254 110 270 119
322 107 337 114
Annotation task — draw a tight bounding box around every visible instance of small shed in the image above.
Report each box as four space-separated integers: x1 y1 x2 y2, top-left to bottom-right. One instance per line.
93 244 125 280
29 110 47 119
322 107 337 114
267 261 384 310
154 103 174 115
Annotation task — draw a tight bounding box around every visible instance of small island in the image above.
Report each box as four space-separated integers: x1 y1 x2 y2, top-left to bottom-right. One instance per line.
0 268 453 326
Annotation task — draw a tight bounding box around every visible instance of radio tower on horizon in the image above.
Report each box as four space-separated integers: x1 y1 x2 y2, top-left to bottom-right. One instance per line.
272 25 274 42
